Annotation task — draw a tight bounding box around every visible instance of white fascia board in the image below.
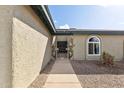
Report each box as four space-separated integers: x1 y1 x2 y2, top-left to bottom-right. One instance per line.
41 5 56 33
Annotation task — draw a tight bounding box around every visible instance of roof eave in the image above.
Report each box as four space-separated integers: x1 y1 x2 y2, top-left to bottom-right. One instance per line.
31 6 124 36
55 30 124 35
31 5 56 35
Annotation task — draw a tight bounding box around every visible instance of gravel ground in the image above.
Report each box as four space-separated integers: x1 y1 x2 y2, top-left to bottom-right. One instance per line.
71 60 124 88
29 60 55 88
29 59 124 88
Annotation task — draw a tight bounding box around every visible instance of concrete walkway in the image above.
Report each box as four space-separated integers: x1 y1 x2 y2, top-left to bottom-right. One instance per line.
43 58 82 88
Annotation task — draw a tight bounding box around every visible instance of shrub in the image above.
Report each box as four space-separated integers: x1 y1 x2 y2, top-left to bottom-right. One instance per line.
51 44 56 58
68 38 74 59
69 46 73 59
101 51 114 66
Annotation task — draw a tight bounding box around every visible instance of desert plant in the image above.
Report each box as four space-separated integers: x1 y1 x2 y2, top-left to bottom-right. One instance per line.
68 38 74 59
101 51 114 66
69 45 73 59
51 44 56 58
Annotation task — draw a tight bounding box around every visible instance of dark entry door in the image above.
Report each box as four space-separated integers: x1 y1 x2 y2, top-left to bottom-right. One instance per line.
57 41 67 53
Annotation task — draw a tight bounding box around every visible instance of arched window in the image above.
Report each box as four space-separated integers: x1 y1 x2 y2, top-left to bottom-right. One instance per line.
87 36 100 55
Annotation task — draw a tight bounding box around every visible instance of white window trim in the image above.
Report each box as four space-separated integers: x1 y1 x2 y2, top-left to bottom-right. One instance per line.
87 36 101 56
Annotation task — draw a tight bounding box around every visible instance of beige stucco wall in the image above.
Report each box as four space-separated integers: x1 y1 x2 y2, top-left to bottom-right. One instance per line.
57 35 98 60
73 35 87 60
13 6 52 70
57 36 68 41
12 6 52 87
12 18 48 87
0 5 52 88
72 35 124 61
101 35 124 61
57 35 124 61
0 6 14 87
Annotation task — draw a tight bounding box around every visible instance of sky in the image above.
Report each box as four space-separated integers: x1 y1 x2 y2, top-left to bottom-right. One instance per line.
48 5 124 30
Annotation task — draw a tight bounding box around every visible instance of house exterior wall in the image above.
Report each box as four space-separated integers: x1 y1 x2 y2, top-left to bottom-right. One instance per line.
13 6 52 70
73 35 87 60
0 6 14 88
73 35 124 61
57 35 124 61
56 36 68 41
101 35 124 61
12 6 52 87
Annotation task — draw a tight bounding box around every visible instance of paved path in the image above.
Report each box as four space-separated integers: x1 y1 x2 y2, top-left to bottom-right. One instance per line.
29 59 124 88
43 58 82 88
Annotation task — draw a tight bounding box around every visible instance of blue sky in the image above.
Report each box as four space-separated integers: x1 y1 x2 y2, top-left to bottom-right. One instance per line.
48 5 124 30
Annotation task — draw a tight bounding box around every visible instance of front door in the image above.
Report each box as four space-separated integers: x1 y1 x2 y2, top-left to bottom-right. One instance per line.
57 41 68 58
57 41 67 53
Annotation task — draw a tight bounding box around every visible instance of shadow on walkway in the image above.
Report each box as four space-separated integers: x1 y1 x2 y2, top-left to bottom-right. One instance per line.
42 58 82 88
29 59 55 88
29 59 124 88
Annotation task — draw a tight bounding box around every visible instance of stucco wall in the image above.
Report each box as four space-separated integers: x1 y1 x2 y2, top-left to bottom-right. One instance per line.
73 35 87 60
12 18 48 87
57 36 68 41
13 6 52 70
72 35 124 61
57 35 124 61
0 6 14 87
102 35 124 61
12 6 52 87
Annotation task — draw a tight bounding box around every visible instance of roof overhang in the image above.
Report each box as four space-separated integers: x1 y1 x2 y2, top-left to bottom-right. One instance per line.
31 5 56 35
31 5 124 36
56 29 124 35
